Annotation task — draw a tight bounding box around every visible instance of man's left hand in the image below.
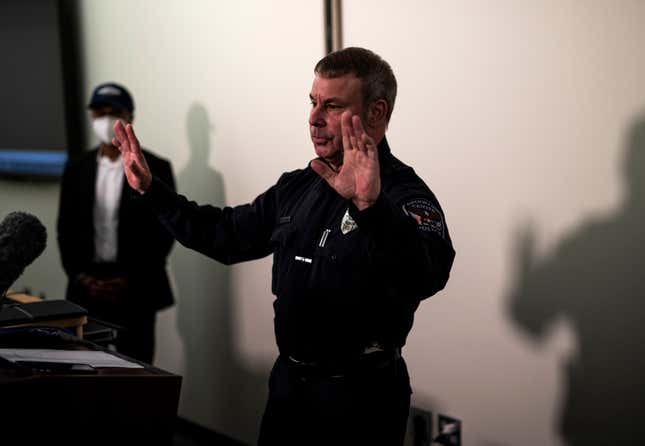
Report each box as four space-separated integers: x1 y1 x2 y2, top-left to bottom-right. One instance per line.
311 111 381 211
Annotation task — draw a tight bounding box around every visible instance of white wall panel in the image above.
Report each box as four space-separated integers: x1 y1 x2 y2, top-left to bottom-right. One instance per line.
344 1 645 445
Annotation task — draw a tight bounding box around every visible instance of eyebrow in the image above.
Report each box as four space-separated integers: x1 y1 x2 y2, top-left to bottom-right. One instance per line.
309 94 344 104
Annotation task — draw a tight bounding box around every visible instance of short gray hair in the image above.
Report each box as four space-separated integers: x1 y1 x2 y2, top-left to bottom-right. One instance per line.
314 47 397 123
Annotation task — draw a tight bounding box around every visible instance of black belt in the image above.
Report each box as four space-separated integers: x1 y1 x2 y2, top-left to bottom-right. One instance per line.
286 346 402 379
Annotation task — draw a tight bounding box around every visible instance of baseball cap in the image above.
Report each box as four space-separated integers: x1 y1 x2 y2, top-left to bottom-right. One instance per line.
87 82 134 113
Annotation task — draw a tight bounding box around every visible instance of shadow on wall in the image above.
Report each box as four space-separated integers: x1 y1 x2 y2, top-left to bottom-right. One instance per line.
173 103 269 444
507 115 645 446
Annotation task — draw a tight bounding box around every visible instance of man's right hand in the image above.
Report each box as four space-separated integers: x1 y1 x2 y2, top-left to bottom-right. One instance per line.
113 120 152 194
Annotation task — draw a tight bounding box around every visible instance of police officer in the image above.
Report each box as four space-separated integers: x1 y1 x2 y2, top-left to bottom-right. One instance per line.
113 47 455 446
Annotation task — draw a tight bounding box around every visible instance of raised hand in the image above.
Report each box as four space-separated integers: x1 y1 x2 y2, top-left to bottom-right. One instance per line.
311 111 381 210
112 120 152 194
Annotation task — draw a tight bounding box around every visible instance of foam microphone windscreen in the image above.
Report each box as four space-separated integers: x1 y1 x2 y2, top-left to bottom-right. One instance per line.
0 211 47 294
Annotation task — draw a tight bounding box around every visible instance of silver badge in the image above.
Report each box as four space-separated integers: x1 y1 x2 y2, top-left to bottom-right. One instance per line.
340 209 358 235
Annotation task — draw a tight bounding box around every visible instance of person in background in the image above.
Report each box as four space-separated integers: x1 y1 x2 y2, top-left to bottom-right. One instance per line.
114 48 455 445
57 82 175 363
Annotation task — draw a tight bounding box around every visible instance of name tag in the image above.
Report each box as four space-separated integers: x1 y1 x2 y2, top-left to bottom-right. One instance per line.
294 255 312 264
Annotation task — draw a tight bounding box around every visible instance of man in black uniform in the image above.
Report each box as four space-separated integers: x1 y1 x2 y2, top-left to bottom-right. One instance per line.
113 48 455 445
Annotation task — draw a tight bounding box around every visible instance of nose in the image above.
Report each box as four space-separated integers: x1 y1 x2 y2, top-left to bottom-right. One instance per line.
309 103 325 128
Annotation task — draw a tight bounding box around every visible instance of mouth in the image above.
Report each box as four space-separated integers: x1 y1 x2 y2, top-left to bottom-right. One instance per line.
312 136 331 145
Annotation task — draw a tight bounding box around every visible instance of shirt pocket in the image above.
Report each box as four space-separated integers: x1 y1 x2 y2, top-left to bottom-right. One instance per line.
311 230 369 292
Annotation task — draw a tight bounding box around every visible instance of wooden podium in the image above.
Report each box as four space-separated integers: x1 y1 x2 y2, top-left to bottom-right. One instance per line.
0 339 182 444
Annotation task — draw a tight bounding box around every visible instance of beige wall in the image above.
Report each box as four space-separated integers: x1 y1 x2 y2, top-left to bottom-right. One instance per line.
4 1 645 445
344 1 645 445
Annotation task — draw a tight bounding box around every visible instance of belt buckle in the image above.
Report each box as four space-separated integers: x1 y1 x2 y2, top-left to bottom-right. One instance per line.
362 342 385 355
358 343 402 372
287 355 346 379
288 355 319 367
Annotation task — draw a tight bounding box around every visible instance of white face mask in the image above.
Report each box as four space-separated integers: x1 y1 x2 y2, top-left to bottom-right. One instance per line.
92 115 119 145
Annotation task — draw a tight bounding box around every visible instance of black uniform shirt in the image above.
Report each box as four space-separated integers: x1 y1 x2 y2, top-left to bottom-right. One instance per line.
142 138 455 362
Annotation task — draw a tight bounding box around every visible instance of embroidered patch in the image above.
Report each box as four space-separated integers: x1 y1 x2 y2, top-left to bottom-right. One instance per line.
403 198 444 236
340 209 358 234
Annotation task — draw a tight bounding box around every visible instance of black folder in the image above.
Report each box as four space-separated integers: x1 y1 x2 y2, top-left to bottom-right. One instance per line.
0 300 87 327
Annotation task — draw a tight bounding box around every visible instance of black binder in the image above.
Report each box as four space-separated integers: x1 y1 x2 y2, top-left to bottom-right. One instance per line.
0 300 87 326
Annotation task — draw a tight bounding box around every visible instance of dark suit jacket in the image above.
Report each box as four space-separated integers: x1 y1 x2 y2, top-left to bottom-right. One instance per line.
57 147 176 314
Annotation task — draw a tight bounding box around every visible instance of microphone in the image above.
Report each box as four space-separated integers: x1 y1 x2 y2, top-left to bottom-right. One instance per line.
0 212 47 299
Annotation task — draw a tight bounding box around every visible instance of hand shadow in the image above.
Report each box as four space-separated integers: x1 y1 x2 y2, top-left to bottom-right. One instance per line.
507 115 645 445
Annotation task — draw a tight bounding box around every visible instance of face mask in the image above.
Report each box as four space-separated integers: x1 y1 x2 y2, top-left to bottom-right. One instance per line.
92 115 119 144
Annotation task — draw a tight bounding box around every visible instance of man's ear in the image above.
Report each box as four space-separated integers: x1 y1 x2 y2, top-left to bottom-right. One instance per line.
367 99 388 127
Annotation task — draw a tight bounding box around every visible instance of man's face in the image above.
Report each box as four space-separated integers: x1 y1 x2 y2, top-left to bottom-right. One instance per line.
309 74 364 166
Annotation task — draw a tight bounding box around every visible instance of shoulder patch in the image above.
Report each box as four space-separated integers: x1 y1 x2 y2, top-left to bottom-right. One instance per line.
403 198 445 237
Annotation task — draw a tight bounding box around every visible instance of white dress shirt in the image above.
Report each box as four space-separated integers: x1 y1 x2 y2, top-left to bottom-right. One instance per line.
93 152 124 262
